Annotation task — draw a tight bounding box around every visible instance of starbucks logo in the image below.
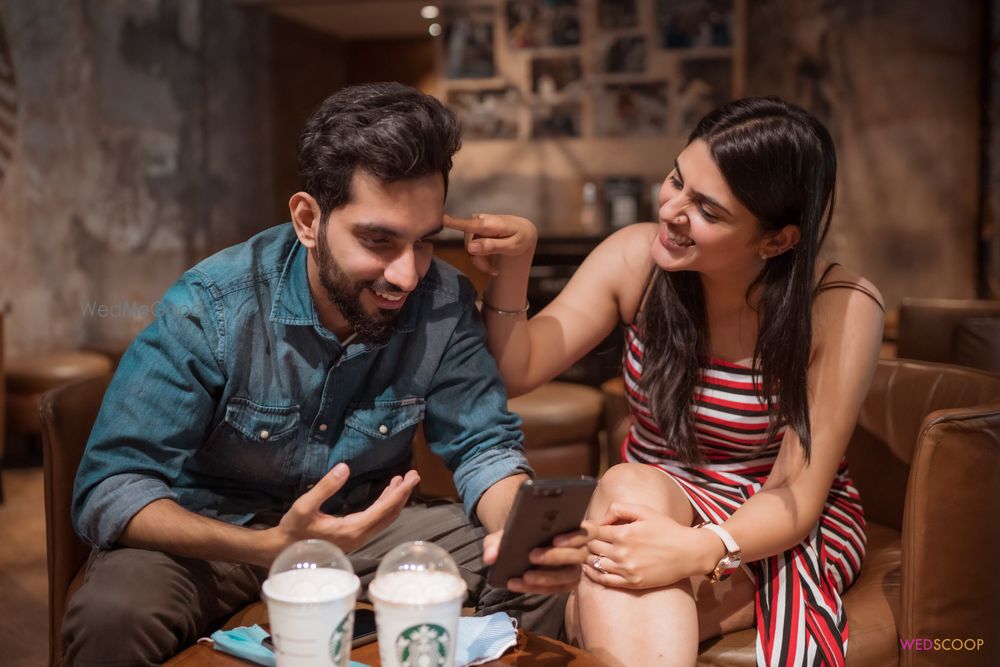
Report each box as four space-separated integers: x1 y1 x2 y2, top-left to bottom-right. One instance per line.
395 623 450 667
328 613 352 666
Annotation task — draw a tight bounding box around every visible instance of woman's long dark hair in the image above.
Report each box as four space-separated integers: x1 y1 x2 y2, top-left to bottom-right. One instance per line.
638 97 836 465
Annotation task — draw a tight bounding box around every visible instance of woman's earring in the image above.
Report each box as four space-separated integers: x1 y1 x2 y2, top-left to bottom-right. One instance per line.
760 252 768 260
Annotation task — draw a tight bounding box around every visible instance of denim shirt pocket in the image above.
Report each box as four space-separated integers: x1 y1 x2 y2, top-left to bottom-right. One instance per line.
342 398 425 476
197 397 300 485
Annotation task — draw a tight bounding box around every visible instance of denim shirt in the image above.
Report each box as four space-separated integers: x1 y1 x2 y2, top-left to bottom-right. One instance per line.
72 223 532 549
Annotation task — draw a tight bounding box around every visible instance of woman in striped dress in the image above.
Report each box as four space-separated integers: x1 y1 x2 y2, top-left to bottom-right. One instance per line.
445 97 884 666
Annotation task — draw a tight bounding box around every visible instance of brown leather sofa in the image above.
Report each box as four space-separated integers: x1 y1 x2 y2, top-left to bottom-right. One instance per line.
48 359 999 665
40 376 604 665
6 351 113 439
0 311 5 502
897 297 1000 373
603 359 1000 666
414 381 605 499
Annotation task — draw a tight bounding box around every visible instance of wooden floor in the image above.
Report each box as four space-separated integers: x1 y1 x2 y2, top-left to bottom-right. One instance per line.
0 467 50 666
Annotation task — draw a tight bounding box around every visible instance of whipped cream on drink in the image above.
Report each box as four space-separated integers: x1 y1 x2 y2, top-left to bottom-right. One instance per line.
369 570 466 605
264 567 360 602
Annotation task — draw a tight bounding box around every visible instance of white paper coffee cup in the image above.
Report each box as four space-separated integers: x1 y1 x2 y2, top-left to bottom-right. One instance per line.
262 567 361 667
369 570 467 667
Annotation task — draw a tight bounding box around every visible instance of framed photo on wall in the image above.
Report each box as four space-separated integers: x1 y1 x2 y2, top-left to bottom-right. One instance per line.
594 82 668 137
598 0 638 29
507 0 581 49
655 0 733 50
597 34 646 73
447 87 521 140
678 57 732 134
443 4 497 78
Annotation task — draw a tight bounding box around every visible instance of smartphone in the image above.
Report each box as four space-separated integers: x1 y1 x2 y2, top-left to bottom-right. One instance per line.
351 607 377 648
487 476 597 589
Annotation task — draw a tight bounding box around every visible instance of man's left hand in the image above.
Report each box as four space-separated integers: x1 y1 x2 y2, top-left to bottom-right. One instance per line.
482 524 595 594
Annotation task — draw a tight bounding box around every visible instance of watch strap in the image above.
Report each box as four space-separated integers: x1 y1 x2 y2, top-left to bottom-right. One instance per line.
697 521 742 583
701 522 739 553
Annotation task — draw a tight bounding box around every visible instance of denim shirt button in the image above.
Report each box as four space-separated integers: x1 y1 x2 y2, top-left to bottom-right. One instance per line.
318 424 328 432
378 424 389 435
259 429 270 440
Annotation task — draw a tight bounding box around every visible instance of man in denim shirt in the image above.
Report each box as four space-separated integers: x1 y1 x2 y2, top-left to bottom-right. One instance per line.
64 83 589 665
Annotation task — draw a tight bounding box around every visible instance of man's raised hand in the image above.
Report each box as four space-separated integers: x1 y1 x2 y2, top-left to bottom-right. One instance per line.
271 463 420 559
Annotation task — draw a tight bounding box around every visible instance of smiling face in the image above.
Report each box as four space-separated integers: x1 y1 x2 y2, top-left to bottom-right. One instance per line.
650 139 768 279
297 170 444 344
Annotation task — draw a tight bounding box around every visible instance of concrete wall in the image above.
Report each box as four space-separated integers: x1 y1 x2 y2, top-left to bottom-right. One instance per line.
445 0 988 308
745 0 985 307
0 0 272 356
0 0 993 359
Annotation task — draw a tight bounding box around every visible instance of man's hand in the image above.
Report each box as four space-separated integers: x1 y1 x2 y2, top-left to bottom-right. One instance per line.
269 463 420 560
481 523 595 595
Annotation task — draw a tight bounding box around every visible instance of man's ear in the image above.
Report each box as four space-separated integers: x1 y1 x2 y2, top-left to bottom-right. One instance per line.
759 224 801 259
289 192 323 248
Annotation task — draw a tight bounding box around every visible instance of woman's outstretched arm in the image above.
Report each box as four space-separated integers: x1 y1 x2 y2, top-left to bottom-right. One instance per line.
444 214 654 396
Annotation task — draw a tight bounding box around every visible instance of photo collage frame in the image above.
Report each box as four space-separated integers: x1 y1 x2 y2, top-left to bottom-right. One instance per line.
439 0 742 143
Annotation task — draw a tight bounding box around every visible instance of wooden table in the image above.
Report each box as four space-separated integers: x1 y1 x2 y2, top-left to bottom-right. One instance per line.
167 629 605 666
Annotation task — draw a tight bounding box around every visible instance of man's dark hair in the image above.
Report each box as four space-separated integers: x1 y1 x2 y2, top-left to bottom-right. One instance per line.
297 82 462 220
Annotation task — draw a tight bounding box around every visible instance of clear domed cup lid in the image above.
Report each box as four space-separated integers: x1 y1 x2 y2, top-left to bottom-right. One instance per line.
264 539 358 604
369 541 467 606
270 538 354 577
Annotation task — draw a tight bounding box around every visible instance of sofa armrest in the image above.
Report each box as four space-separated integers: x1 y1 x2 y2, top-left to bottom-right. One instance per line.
901 405 1000 666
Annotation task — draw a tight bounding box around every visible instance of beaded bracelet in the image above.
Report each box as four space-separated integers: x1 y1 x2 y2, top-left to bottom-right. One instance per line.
480 299 530 316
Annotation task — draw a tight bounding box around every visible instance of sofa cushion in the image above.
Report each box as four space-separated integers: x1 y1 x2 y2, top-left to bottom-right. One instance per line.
697 522 900 666
952 317 1000 374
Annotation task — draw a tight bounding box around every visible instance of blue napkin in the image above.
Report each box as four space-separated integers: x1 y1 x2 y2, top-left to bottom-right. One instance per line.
205 624 275 666
206 613 517 667
455 612 518 666
204 624 370 667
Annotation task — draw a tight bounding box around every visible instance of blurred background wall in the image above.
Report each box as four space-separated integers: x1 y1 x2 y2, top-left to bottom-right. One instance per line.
0 0 995 357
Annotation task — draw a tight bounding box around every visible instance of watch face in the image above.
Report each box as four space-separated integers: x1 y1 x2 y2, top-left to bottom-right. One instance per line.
720 554 741 569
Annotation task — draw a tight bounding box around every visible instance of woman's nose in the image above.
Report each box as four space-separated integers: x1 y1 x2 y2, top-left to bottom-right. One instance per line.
659 198 687 223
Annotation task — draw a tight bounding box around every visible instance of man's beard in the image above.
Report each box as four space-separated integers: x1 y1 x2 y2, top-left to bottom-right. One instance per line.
315 225 404 346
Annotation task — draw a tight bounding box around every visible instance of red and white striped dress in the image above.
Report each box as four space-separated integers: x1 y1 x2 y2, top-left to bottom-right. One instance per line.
621 323 865 666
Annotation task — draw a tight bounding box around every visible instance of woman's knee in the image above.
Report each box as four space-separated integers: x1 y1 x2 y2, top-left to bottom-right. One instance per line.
591 463 692 523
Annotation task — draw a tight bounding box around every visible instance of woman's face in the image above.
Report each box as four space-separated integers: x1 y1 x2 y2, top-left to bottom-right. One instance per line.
650 139 766 278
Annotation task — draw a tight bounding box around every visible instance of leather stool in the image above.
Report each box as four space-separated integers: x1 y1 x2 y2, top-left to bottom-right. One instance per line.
508 381 604 478
4 351 114 441
412 380 606 499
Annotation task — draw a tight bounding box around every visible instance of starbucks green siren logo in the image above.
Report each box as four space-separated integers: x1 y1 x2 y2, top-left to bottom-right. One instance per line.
395 623 450 667
328 613 352 666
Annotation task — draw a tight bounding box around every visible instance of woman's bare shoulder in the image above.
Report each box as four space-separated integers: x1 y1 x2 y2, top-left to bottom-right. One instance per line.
597 222 658 254
590 223 657 323
814 263 884 313
812 263 885 353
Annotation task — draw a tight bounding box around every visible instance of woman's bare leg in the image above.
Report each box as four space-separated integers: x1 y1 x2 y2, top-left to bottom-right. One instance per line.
570 464 699 667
